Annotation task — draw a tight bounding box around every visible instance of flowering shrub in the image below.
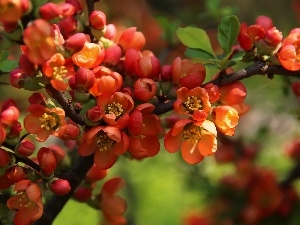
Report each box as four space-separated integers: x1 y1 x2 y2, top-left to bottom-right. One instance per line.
0 1 300 225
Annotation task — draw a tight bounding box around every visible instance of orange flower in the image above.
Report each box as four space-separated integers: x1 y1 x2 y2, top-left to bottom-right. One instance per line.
97 92 134 129
7 180 43 225
22 19 56 65
211 106 239 136
42 53 74 91
24 104 66 142
78 126 129 169
72 42 105 69
100 177 127 225
128 103 161 159
174 87 211 123
90 66 123 97
164 119 217 164
278 29 300 71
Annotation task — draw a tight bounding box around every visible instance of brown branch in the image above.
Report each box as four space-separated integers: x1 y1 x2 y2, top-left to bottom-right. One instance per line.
46 84 86 126
153 61 300 115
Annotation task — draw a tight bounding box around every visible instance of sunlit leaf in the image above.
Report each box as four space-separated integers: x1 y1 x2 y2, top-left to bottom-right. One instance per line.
177 27 216 57
217 15 240 54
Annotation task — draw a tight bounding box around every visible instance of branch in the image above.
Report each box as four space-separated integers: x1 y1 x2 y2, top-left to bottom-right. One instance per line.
46 84 86 126
153 61 300 115
33 154 95 225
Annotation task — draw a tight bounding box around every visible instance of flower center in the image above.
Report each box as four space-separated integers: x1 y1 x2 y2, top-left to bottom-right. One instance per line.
107 102 123 117
52 66 68 80
183 124 202 142
183 96 202 113
39 112 60 131
16 191 34 209
96 131 115 151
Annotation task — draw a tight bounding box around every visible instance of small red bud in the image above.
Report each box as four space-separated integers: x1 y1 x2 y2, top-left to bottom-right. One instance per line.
86 106 104 123
133 78 157 102
103 44 122 66
89 10 106 30
265 27 283 46
64 33 87 53
6 166 27 182
0 148 11 167
37 147 57 176
292 81 300 96
160 65 172 81
70 68 96 92
50 179 71 196
104 24 117 40
256 15 273 31
16 141 35 157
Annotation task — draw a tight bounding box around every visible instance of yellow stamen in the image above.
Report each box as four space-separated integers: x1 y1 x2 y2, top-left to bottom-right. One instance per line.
107 102 123 117
96 131 115 151
39 112 60 131
183 124 202 142
183 96 202 113
52 66 68 80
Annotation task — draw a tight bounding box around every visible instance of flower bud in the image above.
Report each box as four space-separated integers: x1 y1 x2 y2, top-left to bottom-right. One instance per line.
66 0 82 13
134 55 161 79
89 10 106 30
0 106 20 127
104 24 117 40
0 148 11 167
16 141 35 157
69 68 96 92
10 68 26 89
74 187 92 202
64 32 87 53
50 178 71 196
124 48 141 74
37 147 57 176
59 122 81 140
39 2 61 20
160 65 172 81
19 54 36 76
118 27 146 51
86 106 104 123
265 27 283 46
58 16 77 38
48 145 66 164
134 78 157 102
103 44 122 66
256 15 273 31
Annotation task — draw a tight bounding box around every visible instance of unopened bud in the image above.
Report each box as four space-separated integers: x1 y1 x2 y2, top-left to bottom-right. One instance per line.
49 178 71 196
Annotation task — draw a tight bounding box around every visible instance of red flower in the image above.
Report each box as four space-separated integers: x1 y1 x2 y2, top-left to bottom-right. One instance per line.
99 177 127 225
128 103 161 159
7 180 43 225
78 126 129 169
22 19 56 65
24 104 66 142
278 29 300 71
174 87 211 123
42 53 74 91
164 119 217 164
97 92 134 129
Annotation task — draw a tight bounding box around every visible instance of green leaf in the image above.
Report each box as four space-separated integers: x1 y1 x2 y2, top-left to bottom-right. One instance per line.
205 0 220 11
0 50 9 62
217 15 240 54
230 50 245 61
0 59 18 72
177 27 216 57
185 48 220 68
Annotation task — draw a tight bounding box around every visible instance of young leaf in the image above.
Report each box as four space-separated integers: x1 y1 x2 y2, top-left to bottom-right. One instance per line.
177 27 216 57
0 59 18 72
185 48 220 68
0 50 9 62
218 15 240 54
